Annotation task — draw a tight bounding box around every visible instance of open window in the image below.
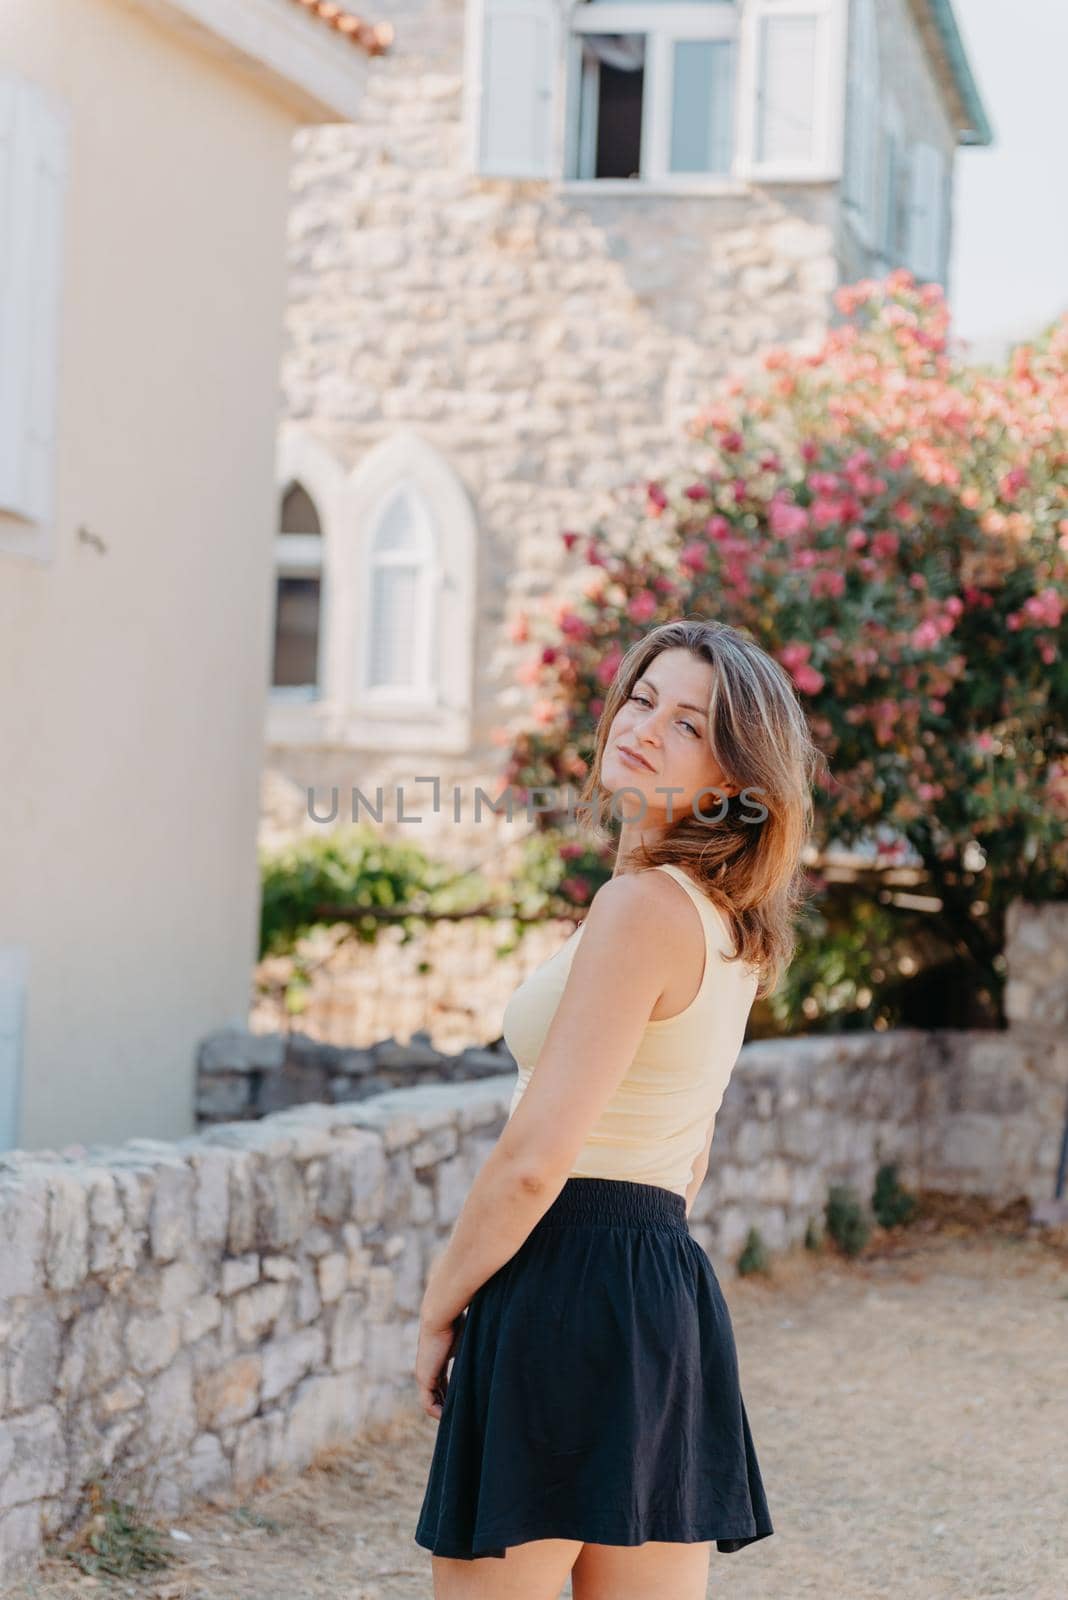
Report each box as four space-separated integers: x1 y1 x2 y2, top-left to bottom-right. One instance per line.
566 11 737 182
467 0 845 186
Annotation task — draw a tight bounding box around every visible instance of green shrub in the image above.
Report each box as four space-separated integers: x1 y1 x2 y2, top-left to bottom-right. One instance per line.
824 1183 871 1257
61 1487 173 1578
736 1226 770 1276
872 1162 919 1228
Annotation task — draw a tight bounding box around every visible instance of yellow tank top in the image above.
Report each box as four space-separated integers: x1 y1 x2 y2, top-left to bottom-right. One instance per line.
501 862 760 1198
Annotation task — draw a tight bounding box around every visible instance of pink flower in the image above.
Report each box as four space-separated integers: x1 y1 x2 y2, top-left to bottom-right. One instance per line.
721 430 744 454
779 641 812 671
680 541 709 573
559 612 590 640
793 664 825 695
1021 586 1064 628
810 496 841 530
595 648 622 686
627 590 659 623
705 514 731 540
683 482 711 501
769 499 808 538
561 530 580 551
910 619 942 650
998 466 1029 501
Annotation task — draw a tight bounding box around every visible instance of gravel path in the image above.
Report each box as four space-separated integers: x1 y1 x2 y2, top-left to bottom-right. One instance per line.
16 1209 1068 1600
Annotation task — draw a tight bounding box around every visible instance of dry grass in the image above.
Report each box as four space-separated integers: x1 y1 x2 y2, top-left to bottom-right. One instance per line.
13 1193 1068 1600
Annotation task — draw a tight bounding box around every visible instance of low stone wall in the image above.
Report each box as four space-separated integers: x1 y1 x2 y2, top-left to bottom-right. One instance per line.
3 1022 1065 1581
195 1025 514 1125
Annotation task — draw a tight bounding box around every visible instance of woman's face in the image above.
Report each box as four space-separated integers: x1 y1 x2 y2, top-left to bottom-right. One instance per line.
601 648 736 824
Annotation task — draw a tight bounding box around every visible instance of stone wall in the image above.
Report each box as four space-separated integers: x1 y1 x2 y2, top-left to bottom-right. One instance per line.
195 1025 514 1124
4 1024 1065 1581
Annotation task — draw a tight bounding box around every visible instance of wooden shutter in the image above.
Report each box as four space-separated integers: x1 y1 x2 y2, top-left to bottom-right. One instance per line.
0 73 69 527
475 0 559 178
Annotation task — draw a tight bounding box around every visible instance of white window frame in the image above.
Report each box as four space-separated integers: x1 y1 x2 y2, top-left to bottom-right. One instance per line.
268 429 476 754
360 482 439 707
464 0 848 194
0 73 70 564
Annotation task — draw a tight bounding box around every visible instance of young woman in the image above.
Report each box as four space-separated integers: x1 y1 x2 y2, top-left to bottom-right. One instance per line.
413 618 823 1600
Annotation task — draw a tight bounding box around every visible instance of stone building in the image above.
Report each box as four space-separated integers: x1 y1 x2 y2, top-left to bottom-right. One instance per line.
266 0 991 847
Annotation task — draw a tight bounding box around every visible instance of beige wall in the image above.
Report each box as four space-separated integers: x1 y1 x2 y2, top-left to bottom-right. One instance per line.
0 0 300 1148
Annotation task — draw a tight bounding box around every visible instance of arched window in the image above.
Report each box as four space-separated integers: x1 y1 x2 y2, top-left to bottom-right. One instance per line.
365 483 436 695
345 431 476 751
271 479 323 696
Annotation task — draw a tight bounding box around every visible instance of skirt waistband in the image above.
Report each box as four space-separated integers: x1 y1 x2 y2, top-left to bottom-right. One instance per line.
536 1176 689 1232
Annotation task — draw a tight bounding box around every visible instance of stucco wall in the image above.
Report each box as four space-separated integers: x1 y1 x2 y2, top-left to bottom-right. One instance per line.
0 0 301 1150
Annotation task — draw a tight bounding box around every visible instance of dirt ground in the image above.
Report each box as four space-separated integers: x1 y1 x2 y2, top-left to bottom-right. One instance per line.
14 1197 1068 1600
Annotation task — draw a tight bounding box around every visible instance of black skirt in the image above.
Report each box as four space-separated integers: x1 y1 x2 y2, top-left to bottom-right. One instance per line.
414 1175 774 1560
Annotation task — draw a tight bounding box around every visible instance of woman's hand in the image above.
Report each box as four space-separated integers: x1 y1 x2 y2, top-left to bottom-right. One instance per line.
415 1309 467 1420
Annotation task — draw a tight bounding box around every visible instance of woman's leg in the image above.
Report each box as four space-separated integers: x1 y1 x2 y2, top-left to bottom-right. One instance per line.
432 1537 583 1599
571 1538 712 1600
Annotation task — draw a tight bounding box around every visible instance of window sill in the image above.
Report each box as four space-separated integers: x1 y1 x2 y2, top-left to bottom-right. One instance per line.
560 178 750 197
558 170 839 197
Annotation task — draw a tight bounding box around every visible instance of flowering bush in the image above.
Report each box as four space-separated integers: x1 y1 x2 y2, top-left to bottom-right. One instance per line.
504 273 1068 1020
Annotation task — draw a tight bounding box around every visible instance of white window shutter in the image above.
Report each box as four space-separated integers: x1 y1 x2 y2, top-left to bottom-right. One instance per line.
877 96 904 264
842 0 879 230
0 73 69 528
907 141 946 281
476 0 559 178
0 946 28 1152
743 1 836 177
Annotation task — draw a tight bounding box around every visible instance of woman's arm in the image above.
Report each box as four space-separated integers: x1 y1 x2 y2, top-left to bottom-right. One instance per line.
418 869 685 1333
683 1115 716 1219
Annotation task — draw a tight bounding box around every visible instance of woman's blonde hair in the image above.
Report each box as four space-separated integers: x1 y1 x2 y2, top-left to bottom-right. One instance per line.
576 617 828 1000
